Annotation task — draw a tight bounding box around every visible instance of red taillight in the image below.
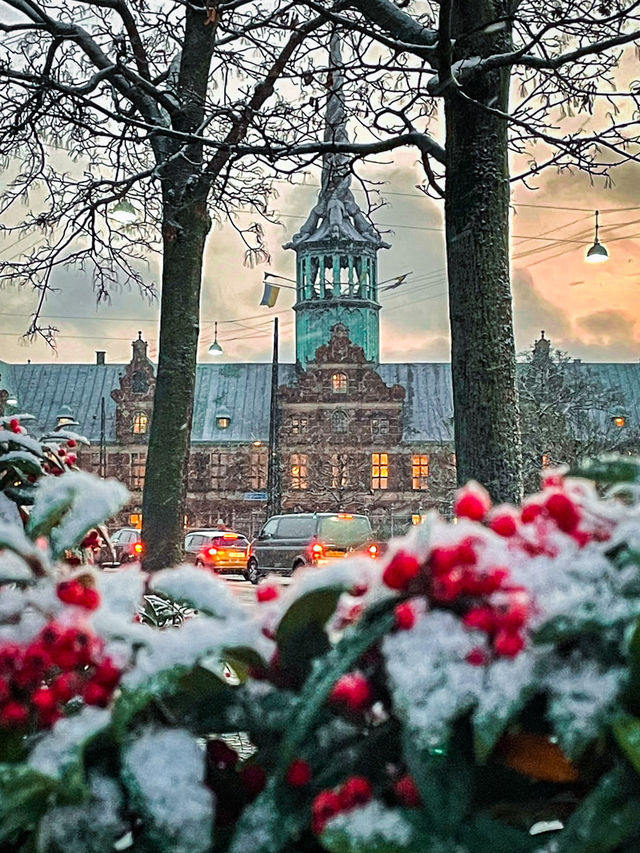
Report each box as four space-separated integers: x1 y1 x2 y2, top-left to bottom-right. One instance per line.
368 544 378 558
207 547 218 557
311 543 324 558
133 542 144 555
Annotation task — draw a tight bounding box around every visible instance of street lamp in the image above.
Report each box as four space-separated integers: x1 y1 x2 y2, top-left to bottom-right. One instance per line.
110 199 139 225
55 405 79 430
586 210 609 263
208 321 223 356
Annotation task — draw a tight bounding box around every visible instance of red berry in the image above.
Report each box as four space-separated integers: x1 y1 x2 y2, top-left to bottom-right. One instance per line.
466 647 488 666
521 503 543 524
57 580 86 606
32 688 57 714
83 681 111 707
429 546 458 575
463 607 497 633
501 603 528 631
256 584 279 603
490 512 518 538
93 658 121 689
329 672 372 712
455 538 479 566
239 764 267 796
394 601 417 631
350 584 368 597
67 439 77 448
312 790 342 820
23 642 52 675
394 774 421 807
58 447 66 457
0 701 29 728
494 629 525 658
9 418 20 433
51 672 83 703
207 739 238 768
431 570 464 602
0 644 23 673
545 493 580 534
66 453 77 466
39 623 64 647
480 567 510 594
286 758 312 787
80 587 101 611
338 776 373 810
382 551 421 591
571 529 592 548
455 484 492 521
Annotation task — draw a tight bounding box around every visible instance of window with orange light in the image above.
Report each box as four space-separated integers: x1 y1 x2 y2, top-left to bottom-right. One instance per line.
129 513 142 529
132 411 148 435
130 452 146 490
331 372 348 394
291 453 308 489
371 452 389 490
412 453 430 490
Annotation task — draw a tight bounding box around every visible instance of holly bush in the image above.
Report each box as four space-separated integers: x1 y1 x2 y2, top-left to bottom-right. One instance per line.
3 433 640 851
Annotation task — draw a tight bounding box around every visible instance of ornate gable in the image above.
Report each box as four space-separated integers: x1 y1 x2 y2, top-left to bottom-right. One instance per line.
312 323 367 366
111 332 156 444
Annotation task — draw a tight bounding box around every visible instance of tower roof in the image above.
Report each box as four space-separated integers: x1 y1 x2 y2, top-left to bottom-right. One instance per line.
284 33 389 251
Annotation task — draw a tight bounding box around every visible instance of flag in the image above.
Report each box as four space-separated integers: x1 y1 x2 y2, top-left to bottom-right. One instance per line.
385 273 409 291
260 282 280 307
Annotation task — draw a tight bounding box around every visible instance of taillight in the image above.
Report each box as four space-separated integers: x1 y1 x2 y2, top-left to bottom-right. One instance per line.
311 543 324 559
133 542 144 555
368 544 378 558
207 547 218 557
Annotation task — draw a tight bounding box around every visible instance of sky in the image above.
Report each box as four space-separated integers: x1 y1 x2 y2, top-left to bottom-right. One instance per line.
1 141 640 367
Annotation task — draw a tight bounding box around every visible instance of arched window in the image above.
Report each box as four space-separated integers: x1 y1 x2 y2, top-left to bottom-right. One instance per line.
331 372 348 394
331 410 348 433
132 411 148 435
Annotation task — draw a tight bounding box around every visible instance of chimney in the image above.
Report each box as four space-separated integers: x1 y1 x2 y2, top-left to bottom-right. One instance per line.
96 351 106 365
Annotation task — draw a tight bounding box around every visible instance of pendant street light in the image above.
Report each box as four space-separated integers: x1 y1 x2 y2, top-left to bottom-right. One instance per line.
110 199 139 225
208 321 223 356
586 210 609 263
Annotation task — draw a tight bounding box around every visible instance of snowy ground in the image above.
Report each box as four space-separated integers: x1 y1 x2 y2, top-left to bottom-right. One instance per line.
222 573 292 608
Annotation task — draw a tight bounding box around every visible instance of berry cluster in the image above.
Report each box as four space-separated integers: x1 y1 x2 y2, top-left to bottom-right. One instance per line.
57 578 101 610
311 776 373 835
0 622 121 730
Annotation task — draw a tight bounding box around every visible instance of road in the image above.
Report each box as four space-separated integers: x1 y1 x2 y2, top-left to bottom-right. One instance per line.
219 573 292 608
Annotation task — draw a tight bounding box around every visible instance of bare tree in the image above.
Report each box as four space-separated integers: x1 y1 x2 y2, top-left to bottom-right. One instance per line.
291 0 640 503
519 335 640 492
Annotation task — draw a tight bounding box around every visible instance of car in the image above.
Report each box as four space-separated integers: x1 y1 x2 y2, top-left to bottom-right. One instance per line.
97 527 143 567
184 529 250 574
245 512 377 584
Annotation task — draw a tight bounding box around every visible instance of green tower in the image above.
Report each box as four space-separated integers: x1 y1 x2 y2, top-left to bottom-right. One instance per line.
284 34 389 368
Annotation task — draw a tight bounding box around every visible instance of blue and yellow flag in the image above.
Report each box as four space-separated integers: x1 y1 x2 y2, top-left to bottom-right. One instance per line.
260 282 280 307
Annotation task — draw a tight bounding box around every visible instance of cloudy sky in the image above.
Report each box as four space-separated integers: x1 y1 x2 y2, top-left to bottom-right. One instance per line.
1 144 639 367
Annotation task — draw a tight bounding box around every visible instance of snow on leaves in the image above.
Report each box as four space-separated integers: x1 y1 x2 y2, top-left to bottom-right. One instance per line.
122 728 214 853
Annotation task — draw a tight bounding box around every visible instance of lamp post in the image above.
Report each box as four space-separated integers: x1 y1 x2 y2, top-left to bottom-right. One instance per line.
266 318 281 519
110 199 139 225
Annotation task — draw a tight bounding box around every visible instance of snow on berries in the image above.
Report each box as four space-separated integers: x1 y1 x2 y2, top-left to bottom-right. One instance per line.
56 578 101 611
311 776 373 835
382 550 422 590
329 671 373 712
454 481 492 521
0 621 121 730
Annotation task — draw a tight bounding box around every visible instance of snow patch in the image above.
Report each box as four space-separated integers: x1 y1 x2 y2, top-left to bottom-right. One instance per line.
151 564 248 620
29 707 110 779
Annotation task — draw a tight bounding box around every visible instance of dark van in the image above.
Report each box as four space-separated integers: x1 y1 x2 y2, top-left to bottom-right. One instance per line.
245 512 376 584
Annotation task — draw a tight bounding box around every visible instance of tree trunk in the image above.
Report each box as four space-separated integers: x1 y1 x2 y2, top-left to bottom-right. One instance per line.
444 2 523 503
142 200 210 570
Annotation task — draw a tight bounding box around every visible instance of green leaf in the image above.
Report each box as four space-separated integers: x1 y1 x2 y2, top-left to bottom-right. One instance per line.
543 763 640 853
570 456 640 484
276 587 342 679
460 815 538 853
0 764 57 843
613 713 640 774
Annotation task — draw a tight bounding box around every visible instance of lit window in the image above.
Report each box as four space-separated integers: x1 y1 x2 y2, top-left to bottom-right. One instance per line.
332 372 348 394
371 452 389 490
250 448 268 490
331 453 348 488
130 452 146 490
216 416 230 430
332 410 348 433
132 411 148 434
129 513 142 529
291 453 308 490
372 417 388 437
412 453 430 490
290 416 308 435
541 453 550 467
613 415 626 428
210 451 229 490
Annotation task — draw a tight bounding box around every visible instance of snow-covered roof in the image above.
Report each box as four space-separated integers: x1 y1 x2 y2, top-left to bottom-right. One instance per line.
5 360 640 446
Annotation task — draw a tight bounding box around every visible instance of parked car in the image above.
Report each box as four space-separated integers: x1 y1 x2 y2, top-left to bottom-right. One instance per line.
96 527 143 567
184 529 250 574
245 513 377 584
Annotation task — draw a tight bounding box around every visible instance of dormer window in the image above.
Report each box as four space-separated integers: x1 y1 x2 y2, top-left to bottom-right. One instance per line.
132 411 148 435
332 372 348 394
331 410 348 433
